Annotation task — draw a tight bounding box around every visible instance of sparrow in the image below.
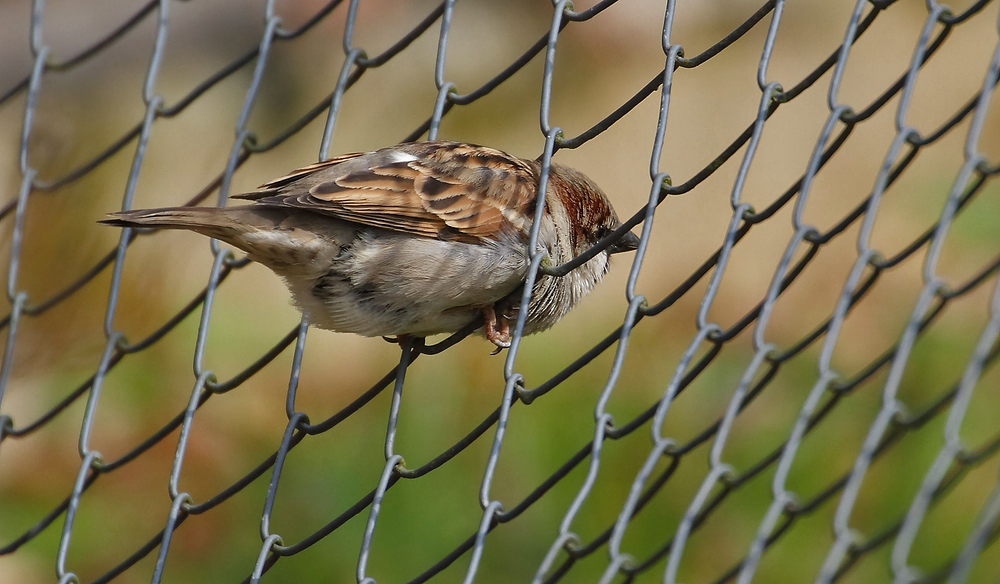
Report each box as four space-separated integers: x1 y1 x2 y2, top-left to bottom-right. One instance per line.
101 141 639 351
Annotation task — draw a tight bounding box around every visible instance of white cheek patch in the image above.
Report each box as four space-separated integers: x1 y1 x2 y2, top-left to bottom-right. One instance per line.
387 151 419 163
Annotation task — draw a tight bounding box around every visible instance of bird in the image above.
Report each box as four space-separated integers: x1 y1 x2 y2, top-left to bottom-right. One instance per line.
100 141 639 351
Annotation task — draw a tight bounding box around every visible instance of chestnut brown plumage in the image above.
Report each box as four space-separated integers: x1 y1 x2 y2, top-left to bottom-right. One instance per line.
101 141 638 350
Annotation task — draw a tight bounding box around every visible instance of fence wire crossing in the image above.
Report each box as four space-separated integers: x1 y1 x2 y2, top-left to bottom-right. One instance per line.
2 0 1000 583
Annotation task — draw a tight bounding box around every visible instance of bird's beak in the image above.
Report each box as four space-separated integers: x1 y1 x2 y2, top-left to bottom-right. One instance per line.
608 230 640 254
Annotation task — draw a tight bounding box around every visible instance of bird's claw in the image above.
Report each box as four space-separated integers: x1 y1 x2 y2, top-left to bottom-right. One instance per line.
482 305 511 355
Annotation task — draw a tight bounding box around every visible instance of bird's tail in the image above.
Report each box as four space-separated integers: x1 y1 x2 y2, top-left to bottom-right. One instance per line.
99 206 328 272
99 207 258 243
101 206 228 231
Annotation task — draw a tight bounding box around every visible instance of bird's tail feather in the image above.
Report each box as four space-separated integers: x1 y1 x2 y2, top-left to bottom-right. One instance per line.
99 206 325 271
98 207 279 258
100 207 243 239
101 207 228 227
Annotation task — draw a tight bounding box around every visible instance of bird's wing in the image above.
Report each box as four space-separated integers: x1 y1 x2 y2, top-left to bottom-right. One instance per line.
232 142 540 243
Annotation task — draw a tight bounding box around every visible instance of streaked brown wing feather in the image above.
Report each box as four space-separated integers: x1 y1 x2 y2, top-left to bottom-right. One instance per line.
232 142 540 242
233 152 367 200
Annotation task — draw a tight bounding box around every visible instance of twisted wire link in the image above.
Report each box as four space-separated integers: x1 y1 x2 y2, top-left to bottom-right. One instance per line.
1 1 998 583
817 5 963 581
473 3 573 575
890 31 1000 584
734 0 875 578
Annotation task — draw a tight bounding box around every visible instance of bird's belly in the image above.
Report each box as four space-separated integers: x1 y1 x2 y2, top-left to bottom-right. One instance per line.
277 232 529 338
286 276 483 338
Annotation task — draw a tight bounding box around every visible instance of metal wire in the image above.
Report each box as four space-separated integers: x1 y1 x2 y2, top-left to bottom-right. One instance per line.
2 0 999 583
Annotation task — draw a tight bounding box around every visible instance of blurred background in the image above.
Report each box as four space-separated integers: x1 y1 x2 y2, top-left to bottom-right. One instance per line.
1 0 999 582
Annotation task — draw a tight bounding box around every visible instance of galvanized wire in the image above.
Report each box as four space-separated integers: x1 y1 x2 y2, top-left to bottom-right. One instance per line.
1 0 999 583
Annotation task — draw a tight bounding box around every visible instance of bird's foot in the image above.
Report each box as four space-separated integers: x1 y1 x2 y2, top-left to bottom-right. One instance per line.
482 305 511 355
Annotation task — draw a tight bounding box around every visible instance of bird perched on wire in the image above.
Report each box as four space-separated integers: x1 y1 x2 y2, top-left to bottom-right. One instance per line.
101 141 639 351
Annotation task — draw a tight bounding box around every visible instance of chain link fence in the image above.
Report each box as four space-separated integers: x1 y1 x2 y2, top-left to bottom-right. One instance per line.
1 0 999 582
